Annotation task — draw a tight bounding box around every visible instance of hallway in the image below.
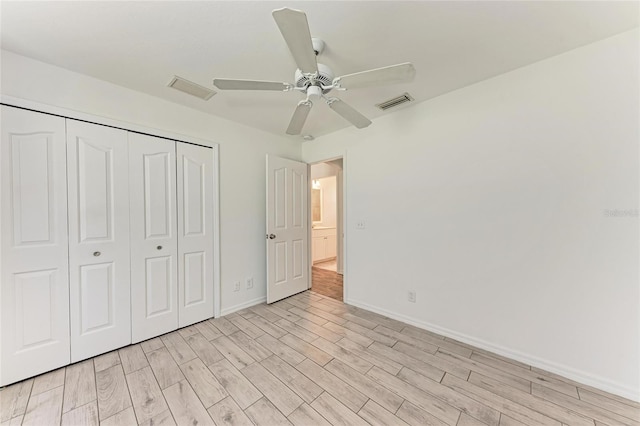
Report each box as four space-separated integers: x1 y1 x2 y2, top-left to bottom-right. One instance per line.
311 266 343 301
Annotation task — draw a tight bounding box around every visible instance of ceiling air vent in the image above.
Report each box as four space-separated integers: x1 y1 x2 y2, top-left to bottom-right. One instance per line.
376 92 414 111
168 76 216 100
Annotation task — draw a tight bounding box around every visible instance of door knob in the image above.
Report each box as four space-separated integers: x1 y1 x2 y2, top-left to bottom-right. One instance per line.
269 234 276 239
93 251 101 257
157 245 163 250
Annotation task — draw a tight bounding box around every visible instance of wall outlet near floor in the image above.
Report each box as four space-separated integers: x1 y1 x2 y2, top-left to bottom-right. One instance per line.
246 277 254 289
356 220 366 229
408 290 416 303
234 281 241 292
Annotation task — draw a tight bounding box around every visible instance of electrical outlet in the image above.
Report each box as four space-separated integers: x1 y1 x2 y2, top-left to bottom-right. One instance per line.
234 281 240 292
356 220 366 229
408 290 416 303
246 277 254 289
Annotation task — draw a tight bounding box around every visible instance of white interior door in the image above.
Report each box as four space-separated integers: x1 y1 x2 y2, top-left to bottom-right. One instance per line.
129 133 178 343
336 168 344 275
67 120 131 362
177 142 214 327
0 107 70 386
266 155 309 303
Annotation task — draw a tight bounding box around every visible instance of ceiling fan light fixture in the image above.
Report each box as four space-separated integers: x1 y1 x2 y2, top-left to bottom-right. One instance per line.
306 85 323 98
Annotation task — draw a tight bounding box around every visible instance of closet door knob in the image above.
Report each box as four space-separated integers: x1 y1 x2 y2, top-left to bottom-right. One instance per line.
157 245 163 250
269 234 276 239
93 251 101 257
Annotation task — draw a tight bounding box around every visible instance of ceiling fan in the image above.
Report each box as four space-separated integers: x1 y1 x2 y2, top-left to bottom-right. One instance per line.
213 7 416 135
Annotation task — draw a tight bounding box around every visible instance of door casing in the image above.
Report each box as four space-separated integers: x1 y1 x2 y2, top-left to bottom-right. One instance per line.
307 155 347 301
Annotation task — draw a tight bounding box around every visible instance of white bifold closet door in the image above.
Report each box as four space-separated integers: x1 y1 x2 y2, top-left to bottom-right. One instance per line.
0 107 70 386
129 133 178 343
66 120 131 362
177 142 214 327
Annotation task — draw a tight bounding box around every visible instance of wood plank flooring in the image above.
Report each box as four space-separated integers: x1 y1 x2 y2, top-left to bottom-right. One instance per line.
311 266 343 301
1 291 638 426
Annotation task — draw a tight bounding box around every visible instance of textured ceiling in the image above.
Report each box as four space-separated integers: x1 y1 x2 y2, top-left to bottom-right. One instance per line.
1 1 638 139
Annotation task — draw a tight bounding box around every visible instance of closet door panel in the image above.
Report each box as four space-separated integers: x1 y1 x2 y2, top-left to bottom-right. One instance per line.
177 143 214 327
77 140 112 241
129 133 178 343
145 257 172 312
67 120 131 362
184 252 205 305
0 106 70 386
79 263 114 331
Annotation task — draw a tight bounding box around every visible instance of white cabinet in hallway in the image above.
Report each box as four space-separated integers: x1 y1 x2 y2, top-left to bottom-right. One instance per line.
325 233 337 259
177 142 214 327
0 107 71 385
312 227 337 263
129 133 178 343
66 120 132 362
312 235 325 263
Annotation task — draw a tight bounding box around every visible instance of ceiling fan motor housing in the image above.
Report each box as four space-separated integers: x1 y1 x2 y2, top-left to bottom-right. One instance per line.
295 63 334 94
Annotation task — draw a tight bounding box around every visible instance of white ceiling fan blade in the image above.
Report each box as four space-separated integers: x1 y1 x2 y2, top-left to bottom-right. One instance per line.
286 101 312 135
335 63 416 89
328 98 372 129
272 8 318 75
213 79 290 91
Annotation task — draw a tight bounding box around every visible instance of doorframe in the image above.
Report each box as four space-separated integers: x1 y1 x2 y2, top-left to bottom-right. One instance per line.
210 145 221 318
307 153 347 302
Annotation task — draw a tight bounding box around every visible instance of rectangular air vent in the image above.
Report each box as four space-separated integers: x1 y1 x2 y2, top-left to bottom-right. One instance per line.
168 76 216 100
376 92 414 111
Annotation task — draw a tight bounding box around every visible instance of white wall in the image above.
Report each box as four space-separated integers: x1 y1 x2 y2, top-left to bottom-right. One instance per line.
310 162 339 179
303 29 640 401
315 176 337 229
1 50 301 314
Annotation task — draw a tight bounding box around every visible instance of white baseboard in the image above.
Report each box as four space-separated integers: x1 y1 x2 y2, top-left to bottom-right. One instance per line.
345 297 640 403
220 296 266 317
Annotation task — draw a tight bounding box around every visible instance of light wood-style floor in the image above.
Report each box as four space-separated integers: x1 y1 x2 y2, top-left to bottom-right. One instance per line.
1 291 639 426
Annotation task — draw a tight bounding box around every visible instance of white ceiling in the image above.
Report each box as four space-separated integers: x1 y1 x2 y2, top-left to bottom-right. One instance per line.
1 1 638 139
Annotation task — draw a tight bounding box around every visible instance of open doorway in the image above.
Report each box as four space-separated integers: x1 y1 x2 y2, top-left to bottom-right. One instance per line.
310 159 344 301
